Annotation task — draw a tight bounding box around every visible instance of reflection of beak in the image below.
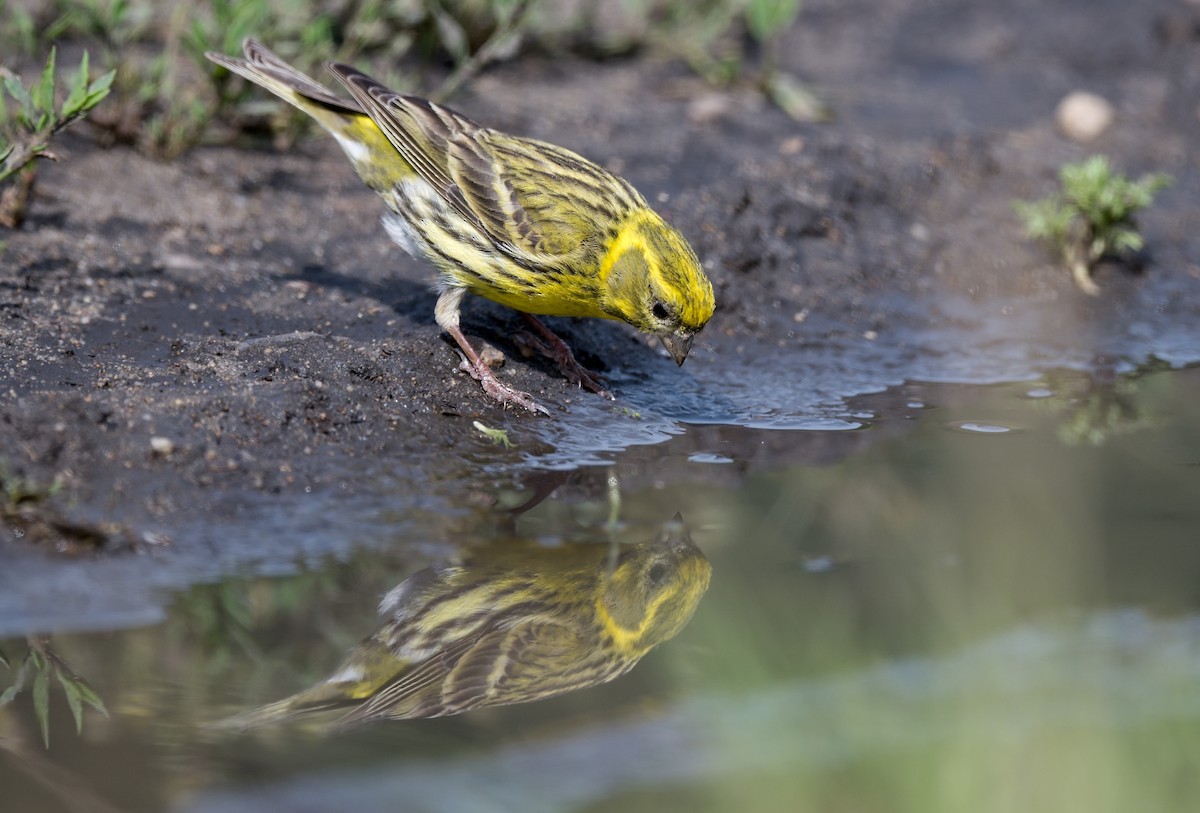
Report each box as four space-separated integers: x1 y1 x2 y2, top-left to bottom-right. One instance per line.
659 332 694 366
661 513 699 556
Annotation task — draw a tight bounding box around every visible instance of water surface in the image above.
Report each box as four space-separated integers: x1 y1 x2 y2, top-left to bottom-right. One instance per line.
3 364 1199 812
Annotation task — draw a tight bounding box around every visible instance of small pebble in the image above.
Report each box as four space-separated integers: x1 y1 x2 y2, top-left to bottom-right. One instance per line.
779 136 805 156
150 437 175 455
1056 91 1114 142
477 343 506 369
688 92 733 124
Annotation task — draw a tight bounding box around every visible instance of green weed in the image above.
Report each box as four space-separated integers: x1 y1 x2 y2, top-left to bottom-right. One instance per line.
7 0 815 157
0 42 114 226
1015 156 1173 295
473 420 514 448
0 637 108 749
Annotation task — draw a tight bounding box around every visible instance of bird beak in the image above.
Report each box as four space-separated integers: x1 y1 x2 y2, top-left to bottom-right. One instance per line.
660 332 694 366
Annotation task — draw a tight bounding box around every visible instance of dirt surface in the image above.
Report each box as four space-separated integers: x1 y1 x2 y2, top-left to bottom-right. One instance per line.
3 0 1199 630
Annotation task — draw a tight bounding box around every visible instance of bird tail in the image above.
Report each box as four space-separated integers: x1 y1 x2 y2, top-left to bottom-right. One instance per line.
205 682 356 733
205 38 363 127
205 39 411 191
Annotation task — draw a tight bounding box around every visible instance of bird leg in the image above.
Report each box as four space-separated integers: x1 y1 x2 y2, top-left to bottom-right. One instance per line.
436 288 549 415
520 314 613 399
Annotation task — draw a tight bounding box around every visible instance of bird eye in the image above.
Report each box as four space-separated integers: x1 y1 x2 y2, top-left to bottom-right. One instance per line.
651 301 669 321
647 562 669 587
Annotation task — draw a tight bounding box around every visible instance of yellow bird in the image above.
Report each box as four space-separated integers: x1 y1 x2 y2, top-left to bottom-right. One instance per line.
217 519 710 728
206 40 715 413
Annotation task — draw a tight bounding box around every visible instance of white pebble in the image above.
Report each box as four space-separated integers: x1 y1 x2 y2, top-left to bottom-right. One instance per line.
150 437 175 455
1056 92 1114 142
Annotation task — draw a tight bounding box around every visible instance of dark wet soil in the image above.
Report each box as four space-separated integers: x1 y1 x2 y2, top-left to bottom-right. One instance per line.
2 0 1199 624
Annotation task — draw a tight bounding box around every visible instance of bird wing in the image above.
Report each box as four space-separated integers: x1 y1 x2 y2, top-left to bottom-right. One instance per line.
325 65 591 263
460 131 624 258
335 634 478 725
439 619 599 711
338 617 611 725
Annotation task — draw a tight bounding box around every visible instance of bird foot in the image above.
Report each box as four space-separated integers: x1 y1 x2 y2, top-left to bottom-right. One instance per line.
518 317 613 400
458 352 549 415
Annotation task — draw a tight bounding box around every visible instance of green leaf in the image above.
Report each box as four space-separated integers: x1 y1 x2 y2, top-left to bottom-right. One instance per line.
32 46 58 118
82 70 116 110
1111 228 1144 253
762 70 827 122
74 678 109 716
473 420 513 448
59 673 85 733
13 656 33 688
33 666 50 748
183 19 208 61
1135 172 1172 201
43 10 75 42
87 68 116 103
432 9 469 62
4 75 34 119
1014 197 1072 245
746 0 802 42
0 653 26 706
62 51 91 118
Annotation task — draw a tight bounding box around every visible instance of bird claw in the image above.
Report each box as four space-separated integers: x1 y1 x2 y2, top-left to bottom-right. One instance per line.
456 350 547 414
479 374 550 415
515 330 613 400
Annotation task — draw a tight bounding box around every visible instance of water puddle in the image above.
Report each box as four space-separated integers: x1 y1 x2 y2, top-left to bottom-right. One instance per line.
4 363 1200 811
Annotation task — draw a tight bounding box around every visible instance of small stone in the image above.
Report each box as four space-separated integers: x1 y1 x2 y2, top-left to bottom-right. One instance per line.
688 93 733 124
477 342 505 369
284 280 311 298
150 436 175 455
779 136 805 156
1056 92 1114 142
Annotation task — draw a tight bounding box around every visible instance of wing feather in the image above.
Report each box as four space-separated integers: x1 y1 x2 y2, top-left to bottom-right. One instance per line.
325 65 602 264
326 66 482 230
337 617 616 725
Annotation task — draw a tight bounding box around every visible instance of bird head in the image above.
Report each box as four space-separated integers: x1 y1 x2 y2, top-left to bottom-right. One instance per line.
596 517 711 658
600 211 715 365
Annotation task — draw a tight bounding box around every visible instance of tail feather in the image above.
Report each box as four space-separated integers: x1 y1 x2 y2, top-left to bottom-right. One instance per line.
205 39 413 192
206 38 363 119
206 686 357 733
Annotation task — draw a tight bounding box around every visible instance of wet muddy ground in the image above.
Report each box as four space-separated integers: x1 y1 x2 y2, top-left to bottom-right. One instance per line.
3 0 1200 631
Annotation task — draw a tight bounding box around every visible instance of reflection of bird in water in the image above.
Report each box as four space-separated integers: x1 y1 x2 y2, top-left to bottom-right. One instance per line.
221 518 709 729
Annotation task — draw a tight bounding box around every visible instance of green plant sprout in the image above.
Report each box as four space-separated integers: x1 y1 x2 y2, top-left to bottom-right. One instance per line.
745 0 825 121
473 420 514 448
1056 376 1148 447
198 0 537 149
0 0 38 56
428 0 537 102
1 464 64 507
631 0 822 121
0 44 114 226
1015 155 1172 295
0 637 108 749
4 0 821 158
